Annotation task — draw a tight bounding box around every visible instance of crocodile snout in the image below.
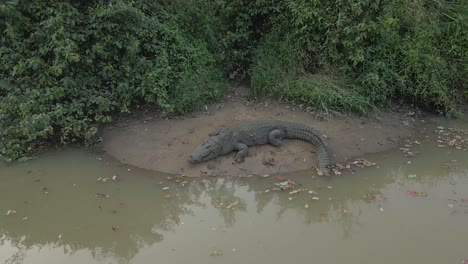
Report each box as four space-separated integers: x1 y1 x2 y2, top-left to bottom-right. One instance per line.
188 155 199 164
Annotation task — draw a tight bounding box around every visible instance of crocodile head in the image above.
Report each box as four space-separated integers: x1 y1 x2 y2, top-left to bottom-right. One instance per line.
188 137 222 164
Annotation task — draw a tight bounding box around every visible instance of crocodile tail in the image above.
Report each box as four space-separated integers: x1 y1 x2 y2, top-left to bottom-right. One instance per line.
286 126 330 176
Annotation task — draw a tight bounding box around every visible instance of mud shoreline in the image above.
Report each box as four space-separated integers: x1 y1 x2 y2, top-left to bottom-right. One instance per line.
101 86 429 177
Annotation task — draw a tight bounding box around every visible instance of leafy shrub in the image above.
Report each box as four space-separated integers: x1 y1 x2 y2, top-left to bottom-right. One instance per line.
0 0 226 160
251 33 370 113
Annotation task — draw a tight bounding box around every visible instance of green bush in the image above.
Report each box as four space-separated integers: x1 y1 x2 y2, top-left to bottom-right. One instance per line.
0 0 226 160
251 33 370 114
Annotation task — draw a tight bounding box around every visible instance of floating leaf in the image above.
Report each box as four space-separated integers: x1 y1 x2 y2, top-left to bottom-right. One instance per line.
5 210 16 215
226 200 239 209
210 248 223 256
289 189 301 195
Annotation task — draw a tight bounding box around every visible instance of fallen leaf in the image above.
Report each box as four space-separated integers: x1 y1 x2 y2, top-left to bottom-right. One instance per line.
226 200 239 209
320 212 327 216
164 194 171 198
316 168 324 176
275 176 286 181
289 189 301 195
34 178 41 183
5 210 16 215
413 191 427 197
210 248 223 256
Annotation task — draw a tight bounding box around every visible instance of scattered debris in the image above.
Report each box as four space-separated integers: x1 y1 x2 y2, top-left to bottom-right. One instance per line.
363 193 385 201
434 127 467 150
5 210 16 215
289 189 302 195
407 174 417 179
329 158 376 175
311 197 320 201
273 179 296 190
112 175 117 181
96 193 110 198
407 189 427 197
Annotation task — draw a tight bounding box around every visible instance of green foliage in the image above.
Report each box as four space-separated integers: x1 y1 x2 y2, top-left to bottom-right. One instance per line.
0 0 226 160
251 33 370 113
242 0 466 114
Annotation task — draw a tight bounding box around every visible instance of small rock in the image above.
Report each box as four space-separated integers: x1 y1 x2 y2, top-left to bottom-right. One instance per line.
262 153 275 166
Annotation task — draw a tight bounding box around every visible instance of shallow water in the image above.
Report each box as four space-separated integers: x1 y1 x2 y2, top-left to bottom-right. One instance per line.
1 123 467 264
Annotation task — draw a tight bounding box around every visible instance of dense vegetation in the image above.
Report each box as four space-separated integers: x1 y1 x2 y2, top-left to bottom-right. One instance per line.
1 0 466 160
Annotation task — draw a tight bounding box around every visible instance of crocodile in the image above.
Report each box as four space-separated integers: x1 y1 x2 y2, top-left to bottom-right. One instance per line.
188 119 330 176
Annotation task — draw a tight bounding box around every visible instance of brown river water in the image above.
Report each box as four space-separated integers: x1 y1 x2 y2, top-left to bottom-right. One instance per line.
1 120 467 264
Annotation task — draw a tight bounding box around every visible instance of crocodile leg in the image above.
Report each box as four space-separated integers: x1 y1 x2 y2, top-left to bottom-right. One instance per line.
234 143 249 162
268 129 286 147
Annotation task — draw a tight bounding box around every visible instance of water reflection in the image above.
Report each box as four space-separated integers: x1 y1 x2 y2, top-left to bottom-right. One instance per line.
1 133 467 263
